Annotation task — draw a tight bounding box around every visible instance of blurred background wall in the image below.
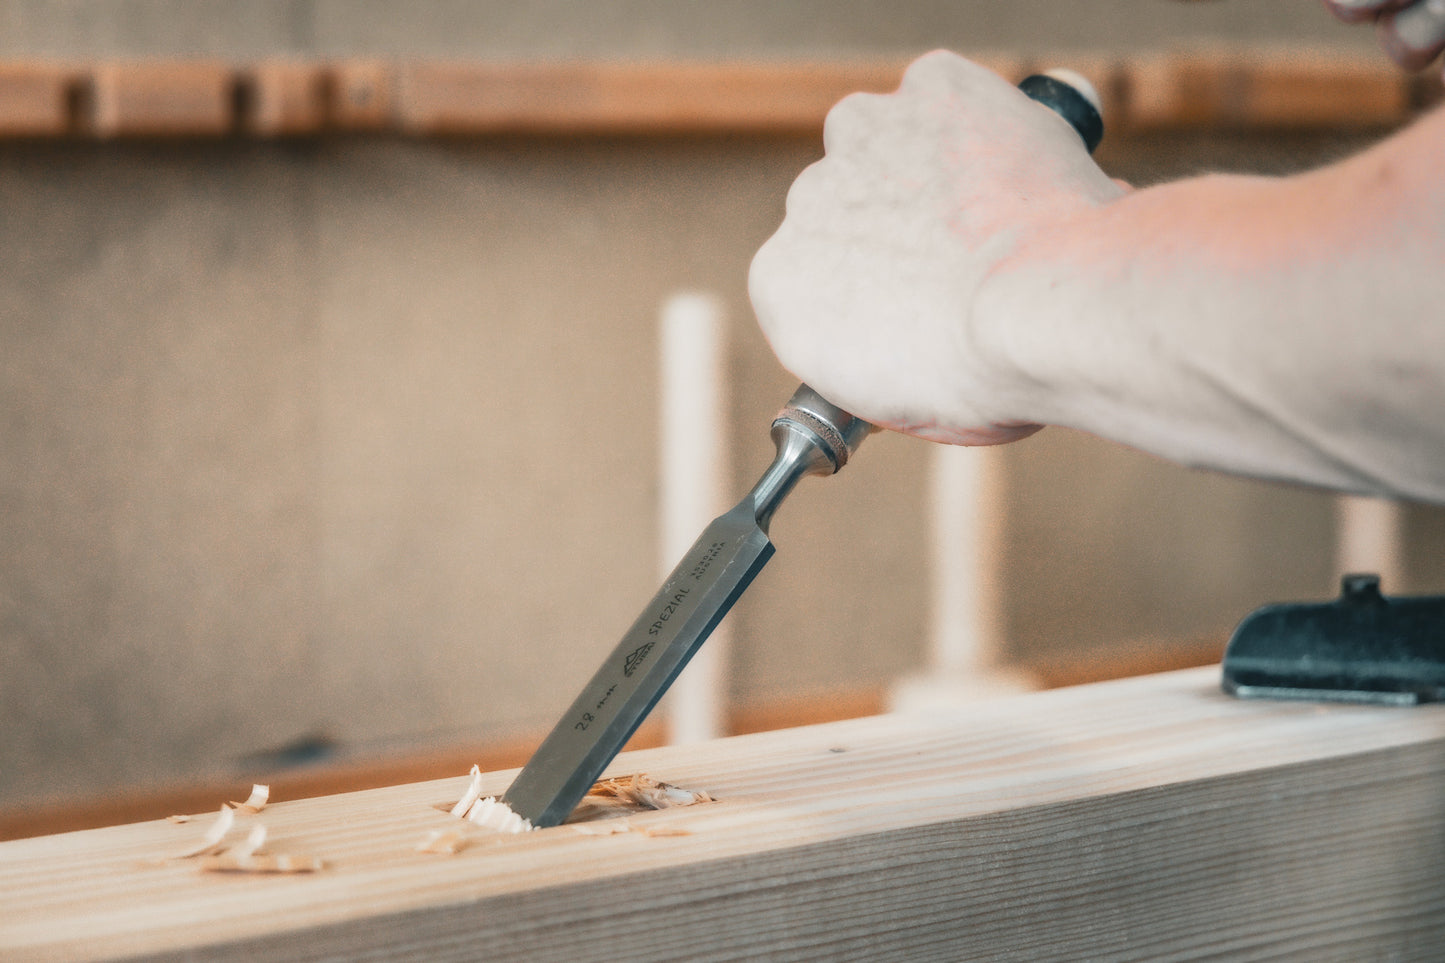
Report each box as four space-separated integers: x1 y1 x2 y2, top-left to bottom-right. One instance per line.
2 0 1441 822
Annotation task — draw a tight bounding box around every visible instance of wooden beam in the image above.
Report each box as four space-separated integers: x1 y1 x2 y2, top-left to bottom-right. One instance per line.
238 61 327 137
3 667 1443 961
0 63 76 136
394 59 933 135
0 52 1427 140
87 61 234 137
1125 48 1409 130
327 59 395 132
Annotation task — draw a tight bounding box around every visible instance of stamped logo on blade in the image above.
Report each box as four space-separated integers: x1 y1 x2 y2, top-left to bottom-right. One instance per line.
623 642 654 677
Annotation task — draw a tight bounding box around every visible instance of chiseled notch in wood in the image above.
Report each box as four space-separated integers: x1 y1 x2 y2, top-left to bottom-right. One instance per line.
87 61 236 137
2 668 1443 961
1123 48 1411 130
327 60 395 131
0 63 79 136
237 61 327 137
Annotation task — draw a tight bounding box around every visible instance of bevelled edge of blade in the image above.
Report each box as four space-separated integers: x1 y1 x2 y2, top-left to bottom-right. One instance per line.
501 505 772 827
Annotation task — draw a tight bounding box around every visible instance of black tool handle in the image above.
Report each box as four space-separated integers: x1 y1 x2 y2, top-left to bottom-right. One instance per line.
1018 70 1105 154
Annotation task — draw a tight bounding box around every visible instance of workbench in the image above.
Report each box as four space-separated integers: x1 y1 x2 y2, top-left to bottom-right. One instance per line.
3 667 1443 961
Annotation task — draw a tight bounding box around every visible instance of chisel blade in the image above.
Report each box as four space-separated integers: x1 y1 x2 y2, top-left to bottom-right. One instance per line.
501 503 773 828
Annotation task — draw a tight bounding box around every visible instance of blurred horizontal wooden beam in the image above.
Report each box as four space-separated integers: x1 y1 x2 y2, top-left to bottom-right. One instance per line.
3 668 1444 961
0 50 1436 140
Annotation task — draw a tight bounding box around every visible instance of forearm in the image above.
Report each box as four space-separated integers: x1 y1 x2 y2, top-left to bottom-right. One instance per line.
975 106 1445 501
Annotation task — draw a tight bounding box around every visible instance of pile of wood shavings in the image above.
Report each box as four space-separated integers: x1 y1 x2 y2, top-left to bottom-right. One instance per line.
417 769 712 853
569 773 714 821
448 765 535 833
413 766 533 855
168 784 323 874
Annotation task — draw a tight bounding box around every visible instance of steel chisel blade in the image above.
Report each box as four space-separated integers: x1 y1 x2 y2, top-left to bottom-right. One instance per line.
501 503 774 827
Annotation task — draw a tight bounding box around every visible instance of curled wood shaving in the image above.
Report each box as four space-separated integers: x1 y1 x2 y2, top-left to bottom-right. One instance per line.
166 814 192 824
200 852 324 874
167 790 321 873
464 796 532 834
421 766 534 852
232 824 268 860
442 765 533 834
172 805 236 859
231 784 270 814
449 766 485 819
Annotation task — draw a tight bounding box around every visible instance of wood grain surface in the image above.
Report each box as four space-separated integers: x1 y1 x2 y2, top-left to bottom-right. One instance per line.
3 667 1444 961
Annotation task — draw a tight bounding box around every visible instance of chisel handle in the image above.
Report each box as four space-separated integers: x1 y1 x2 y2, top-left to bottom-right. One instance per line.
765 70 1106 491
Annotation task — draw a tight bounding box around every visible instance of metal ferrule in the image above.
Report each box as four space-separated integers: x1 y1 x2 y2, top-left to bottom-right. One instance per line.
744 385 872 532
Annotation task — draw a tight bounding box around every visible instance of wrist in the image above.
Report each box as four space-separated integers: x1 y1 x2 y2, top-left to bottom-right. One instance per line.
967 208 1107 432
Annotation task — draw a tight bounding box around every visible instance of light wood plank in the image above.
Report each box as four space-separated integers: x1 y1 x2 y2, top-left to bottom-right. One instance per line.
0 52 1427 140
87 61 234 137
240 61 327 137
0 63 74 136
2 667 1443 961
1125 48 1409 130
393 60 914 135
326 59 394 131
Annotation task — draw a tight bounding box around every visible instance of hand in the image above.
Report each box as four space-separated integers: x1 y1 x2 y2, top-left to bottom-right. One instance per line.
748 51 1124 446
1322 0 1445 73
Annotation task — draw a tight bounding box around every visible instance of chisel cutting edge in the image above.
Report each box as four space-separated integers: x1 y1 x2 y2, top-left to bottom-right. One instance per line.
502 71 1104 828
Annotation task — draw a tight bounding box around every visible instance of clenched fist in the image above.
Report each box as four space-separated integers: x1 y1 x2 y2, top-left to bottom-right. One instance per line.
748 51 1125 446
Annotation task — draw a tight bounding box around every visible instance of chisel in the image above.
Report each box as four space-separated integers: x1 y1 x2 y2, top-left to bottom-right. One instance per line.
501 70 1105 828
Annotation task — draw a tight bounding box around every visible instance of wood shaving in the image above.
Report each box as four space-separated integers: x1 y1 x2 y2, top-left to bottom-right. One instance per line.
232 824 268 860
464 796 533 834
425 767 706 851
448 766 485 818
231 784 270 814
421 766 534 852
166 814 191 824
172 805 236 859
167 790 321 873
200 853 324 874
570 773 715 821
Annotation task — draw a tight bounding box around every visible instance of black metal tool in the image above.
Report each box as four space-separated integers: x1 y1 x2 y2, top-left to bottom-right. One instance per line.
501 71 1108 829
1222 574 1445 706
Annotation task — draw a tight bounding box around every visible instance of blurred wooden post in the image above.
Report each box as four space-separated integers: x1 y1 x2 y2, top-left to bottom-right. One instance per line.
658 292 731 745
891 445 1033 712
1335 494 1404 591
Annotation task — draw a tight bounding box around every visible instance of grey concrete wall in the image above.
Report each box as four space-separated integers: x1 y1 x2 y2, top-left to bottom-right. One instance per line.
0 0 1380 59
2 1 1436 810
